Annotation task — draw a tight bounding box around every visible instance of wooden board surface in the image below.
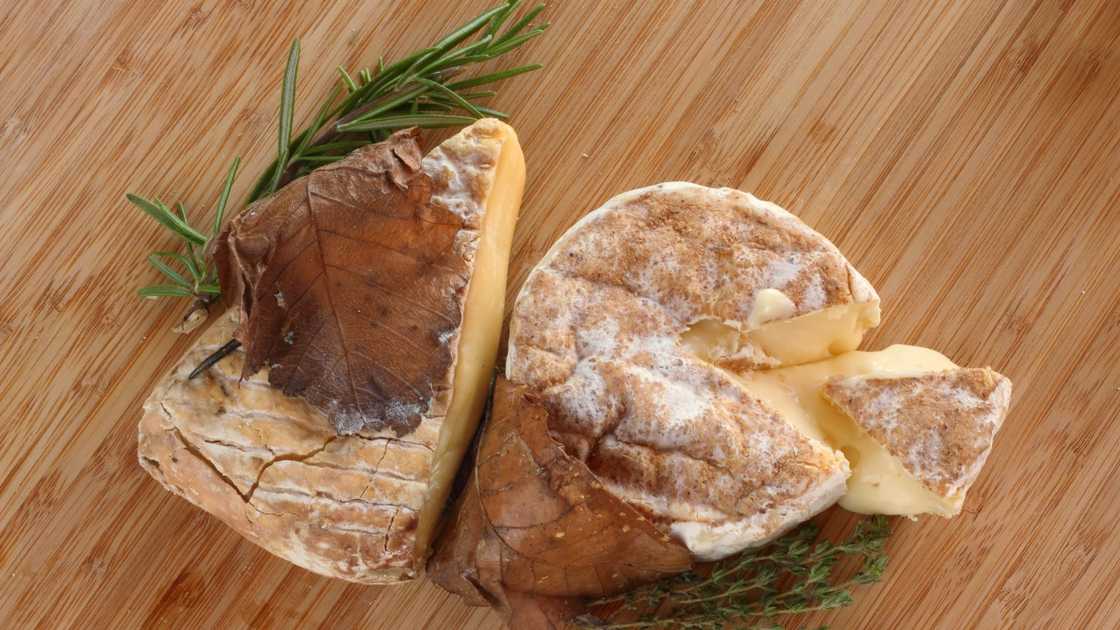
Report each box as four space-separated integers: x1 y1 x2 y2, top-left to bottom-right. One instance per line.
2 1 1119 628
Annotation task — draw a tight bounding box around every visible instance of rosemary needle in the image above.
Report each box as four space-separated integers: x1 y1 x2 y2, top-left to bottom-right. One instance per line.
264 40 300 196
188 339 241 380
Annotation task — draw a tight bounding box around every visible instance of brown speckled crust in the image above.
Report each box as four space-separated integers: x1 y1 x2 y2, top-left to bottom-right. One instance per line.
506 184 874 553
138 120 513 583
824 368 1012 498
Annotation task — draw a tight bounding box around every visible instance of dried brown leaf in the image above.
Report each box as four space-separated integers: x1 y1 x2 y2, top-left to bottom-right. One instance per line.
429 378 692 628
213 129 469 435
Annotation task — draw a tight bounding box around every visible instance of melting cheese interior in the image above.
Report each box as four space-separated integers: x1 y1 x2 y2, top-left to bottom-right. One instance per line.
682 300 882 368
737 345 962 517
413 126 525 557
747 301 882 365
681 301 961 517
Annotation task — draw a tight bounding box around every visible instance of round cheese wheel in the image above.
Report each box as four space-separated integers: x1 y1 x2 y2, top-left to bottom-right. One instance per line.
506 182 881 560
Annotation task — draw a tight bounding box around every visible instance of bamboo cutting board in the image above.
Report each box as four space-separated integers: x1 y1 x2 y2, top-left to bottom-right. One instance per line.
2 1 1119 628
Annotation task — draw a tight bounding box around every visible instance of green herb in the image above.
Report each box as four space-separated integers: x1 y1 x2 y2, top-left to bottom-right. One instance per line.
583 516 890 629
129 157 239 301
244 0 548 203
131 0 547 304
265 39 301 195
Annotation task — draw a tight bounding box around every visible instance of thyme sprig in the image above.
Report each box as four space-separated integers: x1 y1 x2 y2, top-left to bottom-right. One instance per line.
131 0 547 304
582 516 891 629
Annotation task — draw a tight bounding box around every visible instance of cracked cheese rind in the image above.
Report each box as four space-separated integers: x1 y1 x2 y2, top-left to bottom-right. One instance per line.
138 119 524 583
139 311 431 583
506 183 879 561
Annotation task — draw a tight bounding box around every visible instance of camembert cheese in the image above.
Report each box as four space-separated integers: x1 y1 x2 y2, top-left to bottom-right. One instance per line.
508 183 1011 561
824 363 1010 516
137 119 525 583
507 183 882 561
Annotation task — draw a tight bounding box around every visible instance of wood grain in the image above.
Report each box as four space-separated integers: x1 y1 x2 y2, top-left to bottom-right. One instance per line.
1 1 1118 628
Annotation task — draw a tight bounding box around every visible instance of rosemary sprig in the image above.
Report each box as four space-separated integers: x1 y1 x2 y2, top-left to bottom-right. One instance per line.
130 157 240 301
131 0 547 305
582 516 891 629
246 0 548 202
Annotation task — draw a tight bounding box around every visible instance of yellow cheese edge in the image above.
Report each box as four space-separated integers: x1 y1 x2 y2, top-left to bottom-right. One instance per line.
680 300 962 517
678 286 970 521
412 124 525 559
747 301 882 365
681 300 882 369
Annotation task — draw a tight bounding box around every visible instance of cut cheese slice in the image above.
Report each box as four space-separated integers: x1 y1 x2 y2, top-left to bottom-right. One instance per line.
507 183 879 561
137 119 524 583
738 346 1010 517
747 301 882 365
681 300 882 373
414 119 525 559
824 365 1010 516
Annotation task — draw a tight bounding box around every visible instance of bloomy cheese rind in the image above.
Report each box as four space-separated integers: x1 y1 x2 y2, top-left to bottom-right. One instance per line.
671 463 849 561
138 311 426 584
507 183 880 381
823 367 1011 500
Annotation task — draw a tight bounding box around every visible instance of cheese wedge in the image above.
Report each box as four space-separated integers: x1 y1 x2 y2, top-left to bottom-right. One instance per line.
507 183 880 561
138 119 524 583
824 365 1010 516
739 346 1010 517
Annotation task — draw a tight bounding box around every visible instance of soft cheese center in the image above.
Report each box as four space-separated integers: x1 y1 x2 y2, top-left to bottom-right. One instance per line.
746 302 882 365
681 294 881 368
680 324 965 517
737 345 961 517
679 318 742 363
